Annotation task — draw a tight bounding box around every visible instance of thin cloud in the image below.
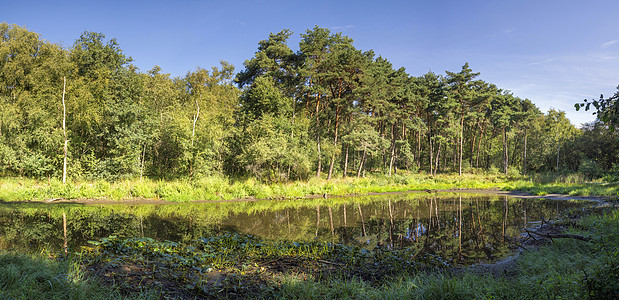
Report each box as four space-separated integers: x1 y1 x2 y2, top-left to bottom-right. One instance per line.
527 57 558 65
601 40 618 48
330 25 355 31
487 28 514 38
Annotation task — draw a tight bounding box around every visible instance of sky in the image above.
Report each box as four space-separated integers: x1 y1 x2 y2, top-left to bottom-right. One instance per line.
3 0 619 126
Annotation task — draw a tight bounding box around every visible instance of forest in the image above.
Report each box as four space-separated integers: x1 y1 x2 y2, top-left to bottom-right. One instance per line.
1 23 617 182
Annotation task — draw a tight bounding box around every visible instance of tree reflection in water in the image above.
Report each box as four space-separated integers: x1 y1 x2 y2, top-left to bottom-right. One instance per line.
0 193 593 264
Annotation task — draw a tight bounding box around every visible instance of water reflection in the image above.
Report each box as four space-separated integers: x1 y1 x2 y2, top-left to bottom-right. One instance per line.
0 193 590 264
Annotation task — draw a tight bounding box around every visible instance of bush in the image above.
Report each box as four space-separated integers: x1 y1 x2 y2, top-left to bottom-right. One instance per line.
21 152 53 178
603 163 619 183
578 159 603 180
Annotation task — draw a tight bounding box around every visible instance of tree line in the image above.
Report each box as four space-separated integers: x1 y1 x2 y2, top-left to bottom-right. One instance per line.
0 23 616 181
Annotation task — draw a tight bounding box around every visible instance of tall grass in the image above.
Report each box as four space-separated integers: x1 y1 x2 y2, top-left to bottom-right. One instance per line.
2 171 616 203
0 252 127 299
0 172 518 203
505 173 619 197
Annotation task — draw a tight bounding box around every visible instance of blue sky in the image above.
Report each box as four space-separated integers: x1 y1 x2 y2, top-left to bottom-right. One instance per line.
4 0 619 126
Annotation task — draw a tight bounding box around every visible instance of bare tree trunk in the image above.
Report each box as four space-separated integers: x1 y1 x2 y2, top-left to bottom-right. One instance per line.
343 144 349 177
191 99 200 147
62 77 68 184
434 140 442 176
476 121 486 168
189 98 200 177
429 132 434 175
453 137 458 171
316 134 322 178
140 143 146 181
503 126 509 175
316 97 322 178
327 116 339 180
459 116 464 176
388 123 396 176
357 148 367 178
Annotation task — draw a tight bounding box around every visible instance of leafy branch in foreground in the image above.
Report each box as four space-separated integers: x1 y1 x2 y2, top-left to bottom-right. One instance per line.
576 85 619 131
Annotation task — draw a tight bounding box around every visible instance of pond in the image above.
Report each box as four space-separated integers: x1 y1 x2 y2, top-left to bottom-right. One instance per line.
0 192 592 265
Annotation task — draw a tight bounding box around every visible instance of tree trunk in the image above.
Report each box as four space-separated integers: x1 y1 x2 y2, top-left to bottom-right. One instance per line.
453 137 457 171
470 127 476 169
476 120 486 168
417 129 422 169
434 140 442 176
140 143 146 181
357 148 366 178
315 97 322 178
429 132 434 175
191 98 200 147
62 77 68 184
343 144 349 177
327 114 340 180
388 123 396 176
459 115 464 176
316 134 322 178
503 126 508 175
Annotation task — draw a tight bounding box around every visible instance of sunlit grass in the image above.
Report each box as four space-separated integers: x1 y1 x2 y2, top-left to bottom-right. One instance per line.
0 171 616 203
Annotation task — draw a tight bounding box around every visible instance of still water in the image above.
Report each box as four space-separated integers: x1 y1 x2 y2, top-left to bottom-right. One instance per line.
0 193 591 264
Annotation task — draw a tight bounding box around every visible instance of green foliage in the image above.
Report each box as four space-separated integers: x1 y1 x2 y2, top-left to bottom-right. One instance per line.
578 159 603 179
577 85 619 130
0 23 616 181
603 163 619 182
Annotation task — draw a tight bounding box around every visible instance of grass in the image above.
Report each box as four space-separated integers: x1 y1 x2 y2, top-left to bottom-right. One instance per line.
0 251 125 300
0 172 519 203
2 171 617 203
504 173 619 198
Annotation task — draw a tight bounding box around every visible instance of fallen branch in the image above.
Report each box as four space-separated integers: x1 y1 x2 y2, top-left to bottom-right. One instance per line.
524 229 591 242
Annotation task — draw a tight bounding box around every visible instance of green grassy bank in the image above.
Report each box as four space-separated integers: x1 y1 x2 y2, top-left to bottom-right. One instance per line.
4 171 617 203
0 172 511 202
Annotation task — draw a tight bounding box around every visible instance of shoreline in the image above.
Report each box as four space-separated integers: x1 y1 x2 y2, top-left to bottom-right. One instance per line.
27 187 612 205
